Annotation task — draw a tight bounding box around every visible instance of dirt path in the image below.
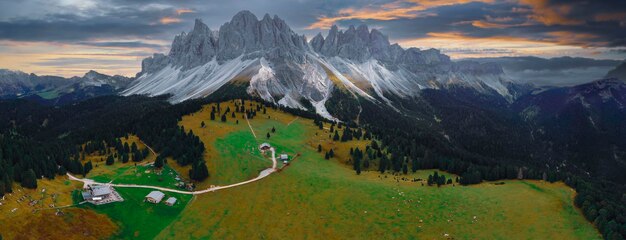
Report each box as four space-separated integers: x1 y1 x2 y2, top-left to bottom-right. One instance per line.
139 139 157 156
287 117 299 126
244 114 257 138
67 148 278 195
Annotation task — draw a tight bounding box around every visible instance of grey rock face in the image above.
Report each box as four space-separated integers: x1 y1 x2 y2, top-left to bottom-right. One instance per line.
168 19 218 70
141 10 310 75
130 10 515 113
140 53 170 76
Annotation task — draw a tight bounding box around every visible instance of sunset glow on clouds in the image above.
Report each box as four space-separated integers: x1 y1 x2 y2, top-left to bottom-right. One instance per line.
0 0 624 77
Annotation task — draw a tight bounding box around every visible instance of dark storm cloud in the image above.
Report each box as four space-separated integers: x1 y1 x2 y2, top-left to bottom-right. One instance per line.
0 7 183 42
470 56 622 86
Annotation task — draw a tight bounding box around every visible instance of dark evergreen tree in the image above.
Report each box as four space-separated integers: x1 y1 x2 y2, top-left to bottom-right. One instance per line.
83 161 93 176
106 155 114 165
154 155 164 169
21 169 37 189
0 181 4 197
189 161 209 181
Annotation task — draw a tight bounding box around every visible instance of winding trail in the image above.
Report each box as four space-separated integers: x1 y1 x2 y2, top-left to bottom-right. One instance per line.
67 148 278 195
139 139 157 156
244 114 257 138
287 117 299 126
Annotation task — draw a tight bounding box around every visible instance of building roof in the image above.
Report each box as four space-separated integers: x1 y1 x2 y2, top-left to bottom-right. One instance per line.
81 191 93 200
165 197 177 205
260 143 271 148
280 154 288 159
146 191 165 202
91 185 112 196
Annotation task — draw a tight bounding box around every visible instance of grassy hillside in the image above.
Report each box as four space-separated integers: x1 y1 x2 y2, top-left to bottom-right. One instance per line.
156 100 600 239
0 178 118 240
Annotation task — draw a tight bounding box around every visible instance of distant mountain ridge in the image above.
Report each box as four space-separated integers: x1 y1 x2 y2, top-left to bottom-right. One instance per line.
0 69 133 105
606 60 626 81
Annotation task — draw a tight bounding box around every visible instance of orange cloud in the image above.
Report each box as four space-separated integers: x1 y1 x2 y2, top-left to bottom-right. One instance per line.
518 0 583 26
546 31 606 47
471 16 532 29
160 17 182 24
307 0 494 29
397 31 597 58
176 8 194 15
594 12 626 27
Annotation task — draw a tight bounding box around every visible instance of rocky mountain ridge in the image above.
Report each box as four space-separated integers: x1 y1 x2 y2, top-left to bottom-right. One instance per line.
124 10 514 119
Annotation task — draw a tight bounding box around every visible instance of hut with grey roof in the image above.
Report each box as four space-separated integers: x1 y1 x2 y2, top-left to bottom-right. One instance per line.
145 191 165 204
165 197 177 206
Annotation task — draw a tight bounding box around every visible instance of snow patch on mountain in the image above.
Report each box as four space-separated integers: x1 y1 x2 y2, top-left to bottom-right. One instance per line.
123 56 257 102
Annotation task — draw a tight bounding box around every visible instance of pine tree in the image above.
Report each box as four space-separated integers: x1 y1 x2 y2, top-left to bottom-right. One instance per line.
411 157 419 172
21 169 37 189
317 144 322 152
221 114 227 122
333 131 340 141
83 161 93 176
201 121 205 128
154 155 164 169
329 149 334 158
324 152 330 160
189 161 209 181
0 181 5 197
3 174 12 193
266 132 271 139
106 155 114 165
271 126 276 133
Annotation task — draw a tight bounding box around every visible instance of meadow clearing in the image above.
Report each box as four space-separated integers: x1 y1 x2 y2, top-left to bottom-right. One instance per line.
154 100 600 240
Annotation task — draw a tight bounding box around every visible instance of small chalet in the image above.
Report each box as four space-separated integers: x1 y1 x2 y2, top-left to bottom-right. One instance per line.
82 185 112 202
259 143 271 151
145 191 165 204
165 197 177 206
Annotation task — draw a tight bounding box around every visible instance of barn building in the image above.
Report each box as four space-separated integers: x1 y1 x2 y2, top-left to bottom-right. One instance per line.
145 191 165 204
165 197 177 206
82 185 112 202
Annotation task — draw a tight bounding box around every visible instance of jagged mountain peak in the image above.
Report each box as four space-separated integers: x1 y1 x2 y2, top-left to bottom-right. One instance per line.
192 18 211 34
125 11 515 120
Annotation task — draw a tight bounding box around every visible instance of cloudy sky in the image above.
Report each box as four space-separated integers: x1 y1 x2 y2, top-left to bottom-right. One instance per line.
0 0 625 77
